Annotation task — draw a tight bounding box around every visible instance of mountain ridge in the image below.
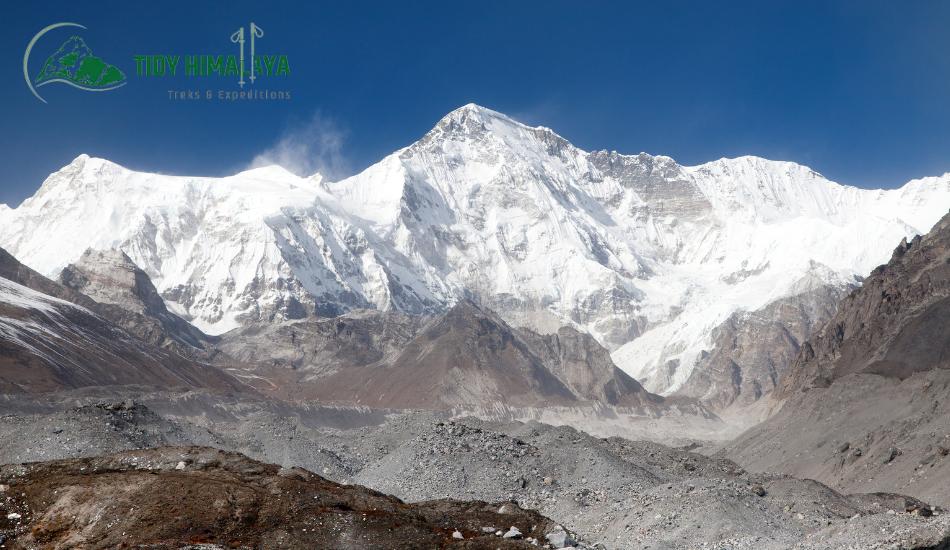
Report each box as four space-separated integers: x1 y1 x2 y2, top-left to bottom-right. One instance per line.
218 298 661 410
0 104 946 404
723 210 950 507
0 245 245 393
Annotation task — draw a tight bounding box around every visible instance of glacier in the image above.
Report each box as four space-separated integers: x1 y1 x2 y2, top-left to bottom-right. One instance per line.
0 103 947 395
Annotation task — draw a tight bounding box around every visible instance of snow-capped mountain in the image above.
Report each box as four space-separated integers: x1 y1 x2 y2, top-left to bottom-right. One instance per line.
0 104 947 397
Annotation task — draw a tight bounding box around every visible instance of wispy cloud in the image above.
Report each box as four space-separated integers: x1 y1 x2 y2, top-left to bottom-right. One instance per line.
248 112 350 180
508 98 562 129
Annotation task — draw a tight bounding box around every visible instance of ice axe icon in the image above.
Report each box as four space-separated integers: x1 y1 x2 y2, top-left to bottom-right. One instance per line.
231 22 264 88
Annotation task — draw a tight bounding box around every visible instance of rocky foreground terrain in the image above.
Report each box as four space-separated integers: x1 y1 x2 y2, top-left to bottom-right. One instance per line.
0 396 947 549
0 445 572 549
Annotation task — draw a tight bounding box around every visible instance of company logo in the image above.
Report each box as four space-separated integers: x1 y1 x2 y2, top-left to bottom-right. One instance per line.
24 22 127 103
25 21 291 103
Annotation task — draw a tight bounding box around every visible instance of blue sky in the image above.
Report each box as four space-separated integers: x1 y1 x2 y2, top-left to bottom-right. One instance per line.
2 1 949 206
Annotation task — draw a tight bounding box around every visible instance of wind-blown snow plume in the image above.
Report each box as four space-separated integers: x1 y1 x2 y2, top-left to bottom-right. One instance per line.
248 112 350 180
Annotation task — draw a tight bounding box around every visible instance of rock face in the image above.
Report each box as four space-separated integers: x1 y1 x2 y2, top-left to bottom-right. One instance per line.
0 105 946 404
223 300 658 410
60 248 210 351
0 446 559 549
724 210 950 507
0 247 96 309
0 246 243 394
676 281 847 415
219 308 424 375
522 325 655 407
778 211 950 395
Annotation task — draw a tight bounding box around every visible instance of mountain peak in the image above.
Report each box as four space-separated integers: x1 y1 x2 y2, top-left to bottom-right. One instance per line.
438 298 511 331
64 154 124 174
78 246 134 264
63 247 166 316
418 103 577 164
446 102 507 118
59 247 211 349
25 155 123 203
433 103 523 133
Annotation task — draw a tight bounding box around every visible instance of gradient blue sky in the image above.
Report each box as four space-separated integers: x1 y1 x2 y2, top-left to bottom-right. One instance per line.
2 1 949 206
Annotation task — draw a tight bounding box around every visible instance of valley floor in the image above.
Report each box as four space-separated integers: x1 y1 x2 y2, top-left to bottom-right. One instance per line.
1 389 947 550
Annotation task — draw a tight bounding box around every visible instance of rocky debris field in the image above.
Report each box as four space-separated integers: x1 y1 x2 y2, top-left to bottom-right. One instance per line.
723 369 950 512
340 416 949 549
0 396 948 549
0 446 587 549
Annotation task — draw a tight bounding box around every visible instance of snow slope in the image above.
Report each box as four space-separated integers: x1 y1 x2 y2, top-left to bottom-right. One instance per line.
0 104 947 394
0 156 440 333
